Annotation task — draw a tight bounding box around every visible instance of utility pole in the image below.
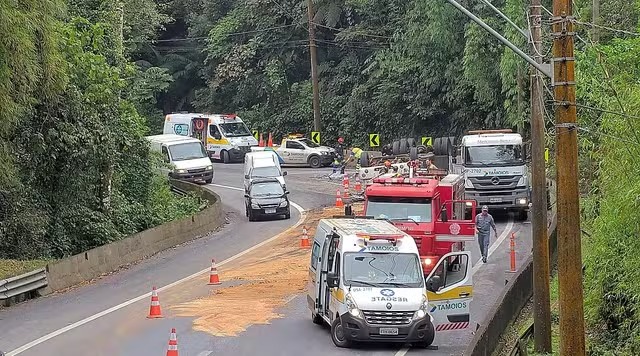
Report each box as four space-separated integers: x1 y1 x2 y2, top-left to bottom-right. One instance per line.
530 0 552 352
552 0 586 354
592 0 600 43
306 0 322 132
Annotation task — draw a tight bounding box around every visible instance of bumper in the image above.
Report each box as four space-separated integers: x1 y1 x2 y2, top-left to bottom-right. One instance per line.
170 170 213 182
340 312 431 343
465 189 530 210
251 206 289 217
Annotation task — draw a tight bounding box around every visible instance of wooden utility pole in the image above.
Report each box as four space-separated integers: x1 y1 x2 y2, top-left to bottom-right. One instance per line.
592 0 600 43
530 0 552 352
306 0 322 132
552 0 586 354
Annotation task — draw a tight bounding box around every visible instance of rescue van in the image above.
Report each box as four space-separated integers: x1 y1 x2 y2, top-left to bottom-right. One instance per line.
163 112 258 163
146 134 214 183
307 218 472 348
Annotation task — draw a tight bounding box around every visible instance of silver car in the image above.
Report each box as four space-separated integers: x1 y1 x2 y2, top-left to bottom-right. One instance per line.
276 138 336 168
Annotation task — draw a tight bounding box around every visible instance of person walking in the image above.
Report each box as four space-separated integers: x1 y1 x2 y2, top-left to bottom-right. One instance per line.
476 205 497 263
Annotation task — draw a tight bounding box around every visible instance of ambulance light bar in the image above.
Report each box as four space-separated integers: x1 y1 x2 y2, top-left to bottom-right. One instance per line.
467 129 512 134
222 114 237 119
372 177 431 185
357 233 404 246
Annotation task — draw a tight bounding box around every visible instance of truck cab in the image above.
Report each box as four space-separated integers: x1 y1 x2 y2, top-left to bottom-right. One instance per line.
458 129 530 219
363 172 476 275
307 218 472 348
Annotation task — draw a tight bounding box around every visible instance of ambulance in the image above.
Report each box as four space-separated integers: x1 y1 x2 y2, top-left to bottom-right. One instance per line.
307 218 472 348
163 112 258 163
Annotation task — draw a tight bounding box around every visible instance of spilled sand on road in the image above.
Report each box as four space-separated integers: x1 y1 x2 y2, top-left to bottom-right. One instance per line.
170 204 363 337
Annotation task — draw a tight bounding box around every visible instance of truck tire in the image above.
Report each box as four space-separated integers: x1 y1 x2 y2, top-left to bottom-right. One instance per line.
222 150 230 164
308 155 322 168
407 137 417 148
409 147 419 160
359 151 370 168
331 317 352 348
416 321 436 348
399 138 409 154
392 140 400 155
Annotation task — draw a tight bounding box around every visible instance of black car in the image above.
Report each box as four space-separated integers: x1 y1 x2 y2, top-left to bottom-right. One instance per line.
244 178 291 221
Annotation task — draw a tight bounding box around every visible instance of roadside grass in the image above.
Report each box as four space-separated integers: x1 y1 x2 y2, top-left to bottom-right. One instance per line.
0 259 51 280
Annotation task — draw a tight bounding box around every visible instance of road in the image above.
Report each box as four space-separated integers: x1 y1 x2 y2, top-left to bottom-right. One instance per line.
0 163 532 356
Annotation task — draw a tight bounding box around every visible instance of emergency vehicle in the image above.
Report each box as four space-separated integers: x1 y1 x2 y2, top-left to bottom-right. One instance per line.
163 112 258 163
363 164 477 276
307 218 472 348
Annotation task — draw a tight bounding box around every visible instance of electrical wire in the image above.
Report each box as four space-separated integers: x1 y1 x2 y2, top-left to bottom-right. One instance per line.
572 20 640 37
311 22 394 40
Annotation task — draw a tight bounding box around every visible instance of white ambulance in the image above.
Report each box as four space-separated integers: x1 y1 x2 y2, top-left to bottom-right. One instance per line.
163 112 258 163
307 218 472 348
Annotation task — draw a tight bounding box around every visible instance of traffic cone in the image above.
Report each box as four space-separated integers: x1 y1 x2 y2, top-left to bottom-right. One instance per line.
208 259 221 285
300 225 311 248
343 174 350 191
267 133 273 147
259 133 264 147
147 286 163 319
335 189 344 207
166 328 179 356
355 177 362 193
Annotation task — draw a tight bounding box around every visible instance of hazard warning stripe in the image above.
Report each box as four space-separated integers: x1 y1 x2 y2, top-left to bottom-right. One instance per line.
436 322 469 331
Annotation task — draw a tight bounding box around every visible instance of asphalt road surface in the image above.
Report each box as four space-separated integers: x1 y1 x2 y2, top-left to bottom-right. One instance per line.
0 163 532 356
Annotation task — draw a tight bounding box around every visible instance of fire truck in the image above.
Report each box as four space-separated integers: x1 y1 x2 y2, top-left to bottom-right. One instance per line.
363 164 477 276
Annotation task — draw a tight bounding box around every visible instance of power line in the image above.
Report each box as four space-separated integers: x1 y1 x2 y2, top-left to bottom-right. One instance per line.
126 23 305 44
311 22 394 40
572 20 640 37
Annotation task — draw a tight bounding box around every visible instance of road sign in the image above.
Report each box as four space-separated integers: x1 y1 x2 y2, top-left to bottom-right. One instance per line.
369 134 380 147
252 130 259 140
545 148 549 163
422 136 433 146
311 131 321 144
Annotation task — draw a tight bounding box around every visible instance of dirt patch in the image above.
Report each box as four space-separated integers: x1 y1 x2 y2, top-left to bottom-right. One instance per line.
171 204 362 337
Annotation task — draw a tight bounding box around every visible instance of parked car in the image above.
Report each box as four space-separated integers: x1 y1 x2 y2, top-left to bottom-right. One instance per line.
244 178 291 221
244 151 287 191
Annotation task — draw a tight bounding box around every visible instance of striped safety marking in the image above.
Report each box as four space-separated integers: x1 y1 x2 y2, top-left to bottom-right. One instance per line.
436 322 469 331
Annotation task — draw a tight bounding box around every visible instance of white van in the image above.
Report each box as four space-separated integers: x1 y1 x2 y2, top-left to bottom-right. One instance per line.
146 134 214 183
163 112 258 163
244 151 286 191
307 218 472 348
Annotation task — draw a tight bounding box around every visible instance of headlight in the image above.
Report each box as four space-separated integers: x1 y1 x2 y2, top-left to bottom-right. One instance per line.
464 178 474 189
176 169 187 174
232 144 239 150
517 176 525 186
205 165 213 170
279 200 288 207
251 202 259 209
518 198 528 205
413 295 429 320
345 294 363 319
321 151 329 155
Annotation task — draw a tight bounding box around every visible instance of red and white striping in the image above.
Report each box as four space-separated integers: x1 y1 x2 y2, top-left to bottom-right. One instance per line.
436 322 469 331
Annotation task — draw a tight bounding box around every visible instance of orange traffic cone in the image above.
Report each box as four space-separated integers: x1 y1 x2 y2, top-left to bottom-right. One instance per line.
259 133 264 147
267 133 273 147
147 286 163 319
355 178 362 193
166 328 179 356
300 225 311 248
208 259 221 285
335 189 344 207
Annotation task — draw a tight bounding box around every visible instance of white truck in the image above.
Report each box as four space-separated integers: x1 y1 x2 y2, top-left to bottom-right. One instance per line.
455 129 531 219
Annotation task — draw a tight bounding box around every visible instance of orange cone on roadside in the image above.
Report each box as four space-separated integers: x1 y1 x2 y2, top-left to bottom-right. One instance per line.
259 133 264 147
355 178 362 193
166 328 179 356
335 189 344 207
208 259 221 285
147 286 163 319
267 133 273 147
300 225 311 248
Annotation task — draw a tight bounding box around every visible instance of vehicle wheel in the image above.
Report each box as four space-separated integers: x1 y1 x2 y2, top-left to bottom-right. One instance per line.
248 210 256 222
330 317 352 348
518 209 528 221
359 152 370 168
392 140 400 155
416 321 436 348
222 150 230 164
285 209 291 219
308 155 322 168
409 147 418 160
407 137 417 147
312 312 324 325
399 138 409 154
204 178 213 184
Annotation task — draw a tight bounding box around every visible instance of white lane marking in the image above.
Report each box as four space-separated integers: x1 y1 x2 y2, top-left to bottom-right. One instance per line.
196 352 213 356
6 184 306 356
394 217 515 356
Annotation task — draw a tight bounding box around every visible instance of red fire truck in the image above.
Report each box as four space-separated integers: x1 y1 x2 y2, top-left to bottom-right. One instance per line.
363 167 477 276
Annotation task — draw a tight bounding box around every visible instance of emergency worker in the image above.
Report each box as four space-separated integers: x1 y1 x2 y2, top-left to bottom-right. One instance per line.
475 205 497 263
344 147 364 170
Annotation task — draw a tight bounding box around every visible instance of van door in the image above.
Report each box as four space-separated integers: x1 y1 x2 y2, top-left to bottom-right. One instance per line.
207 124 226 158
160 146 172 176
425 251 472 332
282 140 306 164
307 235 322 312
315 230 338 320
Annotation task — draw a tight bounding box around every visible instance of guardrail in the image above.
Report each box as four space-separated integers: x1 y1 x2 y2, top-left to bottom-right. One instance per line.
0 268 47 302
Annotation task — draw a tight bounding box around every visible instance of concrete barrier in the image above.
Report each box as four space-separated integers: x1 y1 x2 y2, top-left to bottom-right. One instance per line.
42 180 224 294
464 213 558 356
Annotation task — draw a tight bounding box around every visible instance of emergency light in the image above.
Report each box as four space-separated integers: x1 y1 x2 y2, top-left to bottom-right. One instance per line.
357 233 404 246
222 114 237 120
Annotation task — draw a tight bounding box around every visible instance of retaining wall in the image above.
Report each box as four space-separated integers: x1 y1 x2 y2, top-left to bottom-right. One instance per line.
42 180 224 294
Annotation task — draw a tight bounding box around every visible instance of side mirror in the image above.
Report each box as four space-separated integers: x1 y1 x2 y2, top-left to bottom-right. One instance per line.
284 191 290 195
426 275 442 292
327 272 339 288
244 174 250 179
244 194 250 198
440 208 448 222
282 171 288 176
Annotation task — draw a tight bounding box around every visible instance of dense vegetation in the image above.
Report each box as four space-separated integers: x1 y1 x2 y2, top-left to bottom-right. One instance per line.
2 0 640 352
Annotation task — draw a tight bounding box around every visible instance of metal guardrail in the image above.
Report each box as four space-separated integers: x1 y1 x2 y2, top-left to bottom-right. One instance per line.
169 184 188 197
0 268 47 300
509 321 534 356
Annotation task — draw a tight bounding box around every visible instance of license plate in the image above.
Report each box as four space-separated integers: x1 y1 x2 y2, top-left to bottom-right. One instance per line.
489 198 502 203
265 208 276 214
379 328 399 335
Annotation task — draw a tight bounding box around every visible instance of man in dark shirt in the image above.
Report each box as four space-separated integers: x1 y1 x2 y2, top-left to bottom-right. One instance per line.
476 205 497 263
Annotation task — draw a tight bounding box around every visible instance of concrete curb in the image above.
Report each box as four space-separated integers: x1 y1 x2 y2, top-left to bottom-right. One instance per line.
41 180 224 295
463 211 557 356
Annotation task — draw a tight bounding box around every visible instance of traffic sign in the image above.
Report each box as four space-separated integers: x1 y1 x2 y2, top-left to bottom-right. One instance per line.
545 148 549 163
422 136 433 146
252 129 259 140
311 131 321 144
369 133 380 147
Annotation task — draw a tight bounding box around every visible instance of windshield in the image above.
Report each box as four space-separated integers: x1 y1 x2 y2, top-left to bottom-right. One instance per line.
251 166 281 178
344 252 424 288
298 138 319 148
366 198 432 223
464 145 523 166
219 122 251 137
250 182 284 197
168 142 207 161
